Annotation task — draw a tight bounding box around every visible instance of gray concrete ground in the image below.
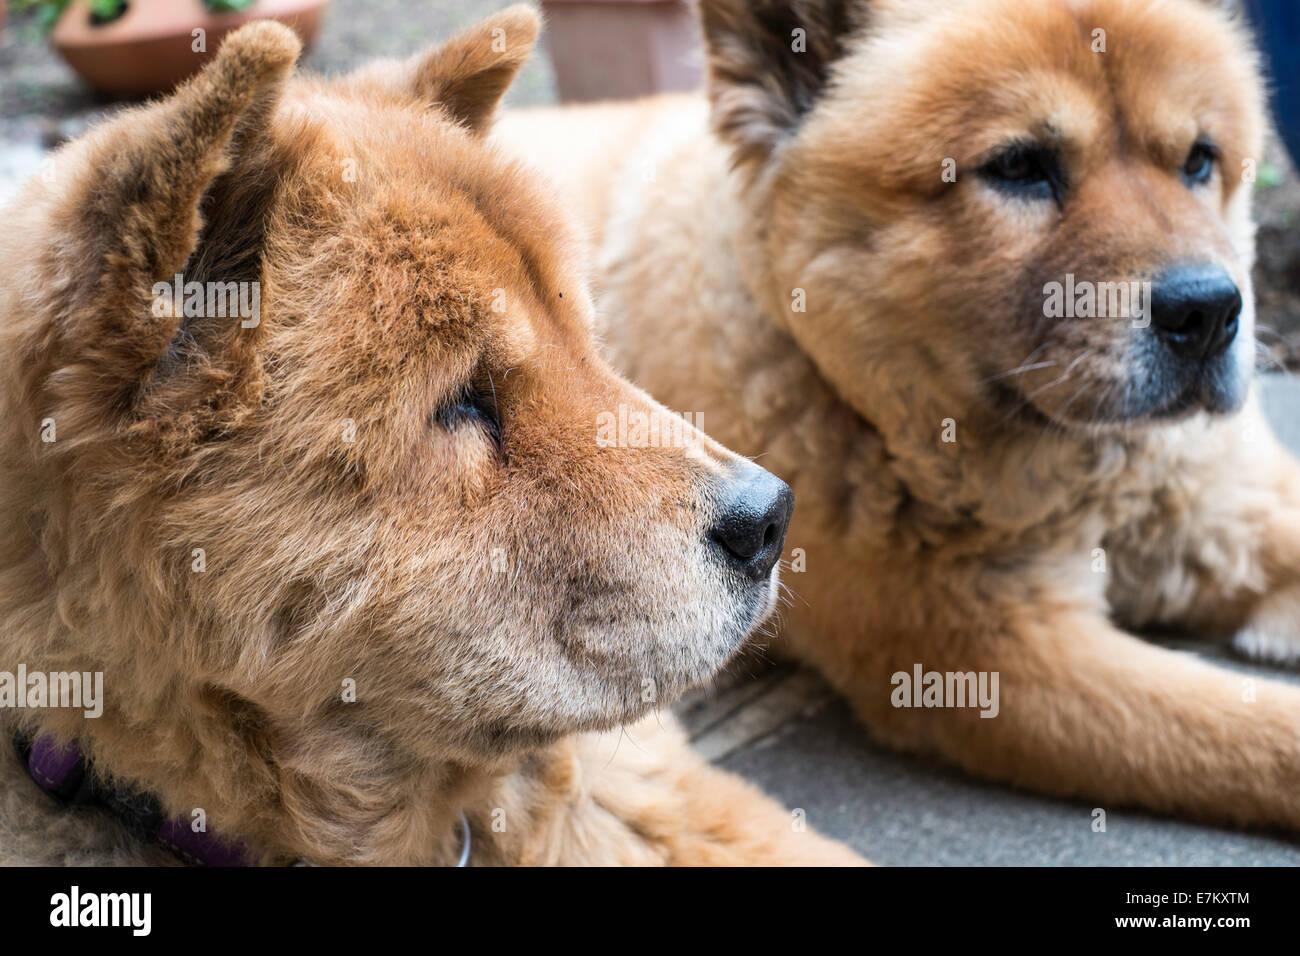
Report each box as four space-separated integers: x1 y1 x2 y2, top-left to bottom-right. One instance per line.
3 1 1300 867
697 664 1300 866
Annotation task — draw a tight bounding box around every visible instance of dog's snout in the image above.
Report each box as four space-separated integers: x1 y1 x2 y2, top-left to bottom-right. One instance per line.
1150 265 1242 361
710 462 794 582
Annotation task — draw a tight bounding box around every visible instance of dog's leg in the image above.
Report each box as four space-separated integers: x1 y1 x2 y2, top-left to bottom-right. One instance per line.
650 740 870 866
581 716 867 865
1215 452 1300 665
1106 401 1300 665
484 716 867 865
831 576 1300 831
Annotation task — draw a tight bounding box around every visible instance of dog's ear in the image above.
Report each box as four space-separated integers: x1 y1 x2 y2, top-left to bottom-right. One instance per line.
699 0 858 169
40 21 299 424
410 4 540 133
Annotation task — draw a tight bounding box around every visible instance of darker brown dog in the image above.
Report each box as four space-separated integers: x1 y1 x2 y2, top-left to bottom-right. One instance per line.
0 10 863 865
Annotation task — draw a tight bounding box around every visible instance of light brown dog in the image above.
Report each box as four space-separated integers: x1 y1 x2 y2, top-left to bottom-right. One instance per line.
498 0 1300 831
0 10 863 865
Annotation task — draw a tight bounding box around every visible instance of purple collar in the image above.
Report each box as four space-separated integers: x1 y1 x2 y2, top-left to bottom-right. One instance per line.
13 732 253 866
14 732 474 866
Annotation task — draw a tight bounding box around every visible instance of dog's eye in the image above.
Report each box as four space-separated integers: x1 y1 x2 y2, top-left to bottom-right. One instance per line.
1182 141 1218 187
978 143 1064 204
435 385 502 446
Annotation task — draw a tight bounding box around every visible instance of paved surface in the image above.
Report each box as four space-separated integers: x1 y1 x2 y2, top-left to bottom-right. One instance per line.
678 374 1300 866
698 668 1300 866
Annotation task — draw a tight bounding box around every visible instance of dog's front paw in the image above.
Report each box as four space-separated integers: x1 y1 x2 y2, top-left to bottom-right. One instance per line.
1234 588 1300 667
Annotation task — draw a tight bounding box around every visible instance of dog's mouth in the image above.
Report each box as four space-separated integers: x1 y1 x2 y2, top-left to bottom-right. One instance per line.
1147 378 1212 421
513 566 779 739
472 600 767 754
990 382 1058 429
993 353 1246 432
682 574 783 680
746 565 784 633
1110 357 1247 427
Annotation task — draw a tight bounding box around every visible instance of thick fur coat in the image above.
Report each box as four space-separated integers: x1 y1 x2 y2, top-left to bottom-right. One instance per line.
497 0 1300 830
0 10 862 866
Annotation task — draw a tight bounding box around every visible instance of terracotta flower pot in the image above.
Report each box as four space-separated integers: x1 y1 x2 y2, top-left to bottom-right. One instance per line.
540 0 702 103
51 0 328 98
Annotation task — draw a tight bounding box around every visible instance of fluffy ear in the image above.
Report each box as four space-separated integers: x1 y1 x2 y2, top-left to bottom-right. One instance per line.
43 21 299 422
411 4 540 133
699 0 859 168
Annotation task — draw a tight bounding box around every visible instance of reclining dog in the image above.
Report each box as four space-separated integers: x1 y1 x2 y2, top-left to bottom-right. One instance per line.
498 0 1300 831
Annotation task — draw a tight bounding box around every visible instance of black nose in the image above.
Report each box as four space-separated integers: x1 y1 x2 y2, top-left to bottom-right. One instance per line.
710 462 794 582
1150 265 1242 361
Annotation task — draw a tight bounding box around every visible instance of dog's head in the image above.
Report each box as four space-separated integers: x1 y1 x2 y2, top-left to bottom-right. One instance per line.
702 0 1265 429
0 9 791 861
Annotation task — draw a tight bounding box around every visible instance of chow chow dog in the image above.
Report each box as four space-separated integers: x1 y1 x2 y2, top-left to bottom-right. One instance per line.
497 0 1300 831
0 10 864 866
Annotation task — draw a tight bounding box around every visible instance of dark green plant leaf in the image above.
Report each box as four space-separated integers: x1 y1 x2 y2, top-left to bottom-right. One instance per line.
204 0 259 12
87 0 127 25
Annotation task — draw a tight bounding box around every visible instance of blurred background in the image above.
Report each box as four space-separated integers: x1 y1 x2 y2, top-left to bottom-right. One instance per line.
0 0 1295 362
